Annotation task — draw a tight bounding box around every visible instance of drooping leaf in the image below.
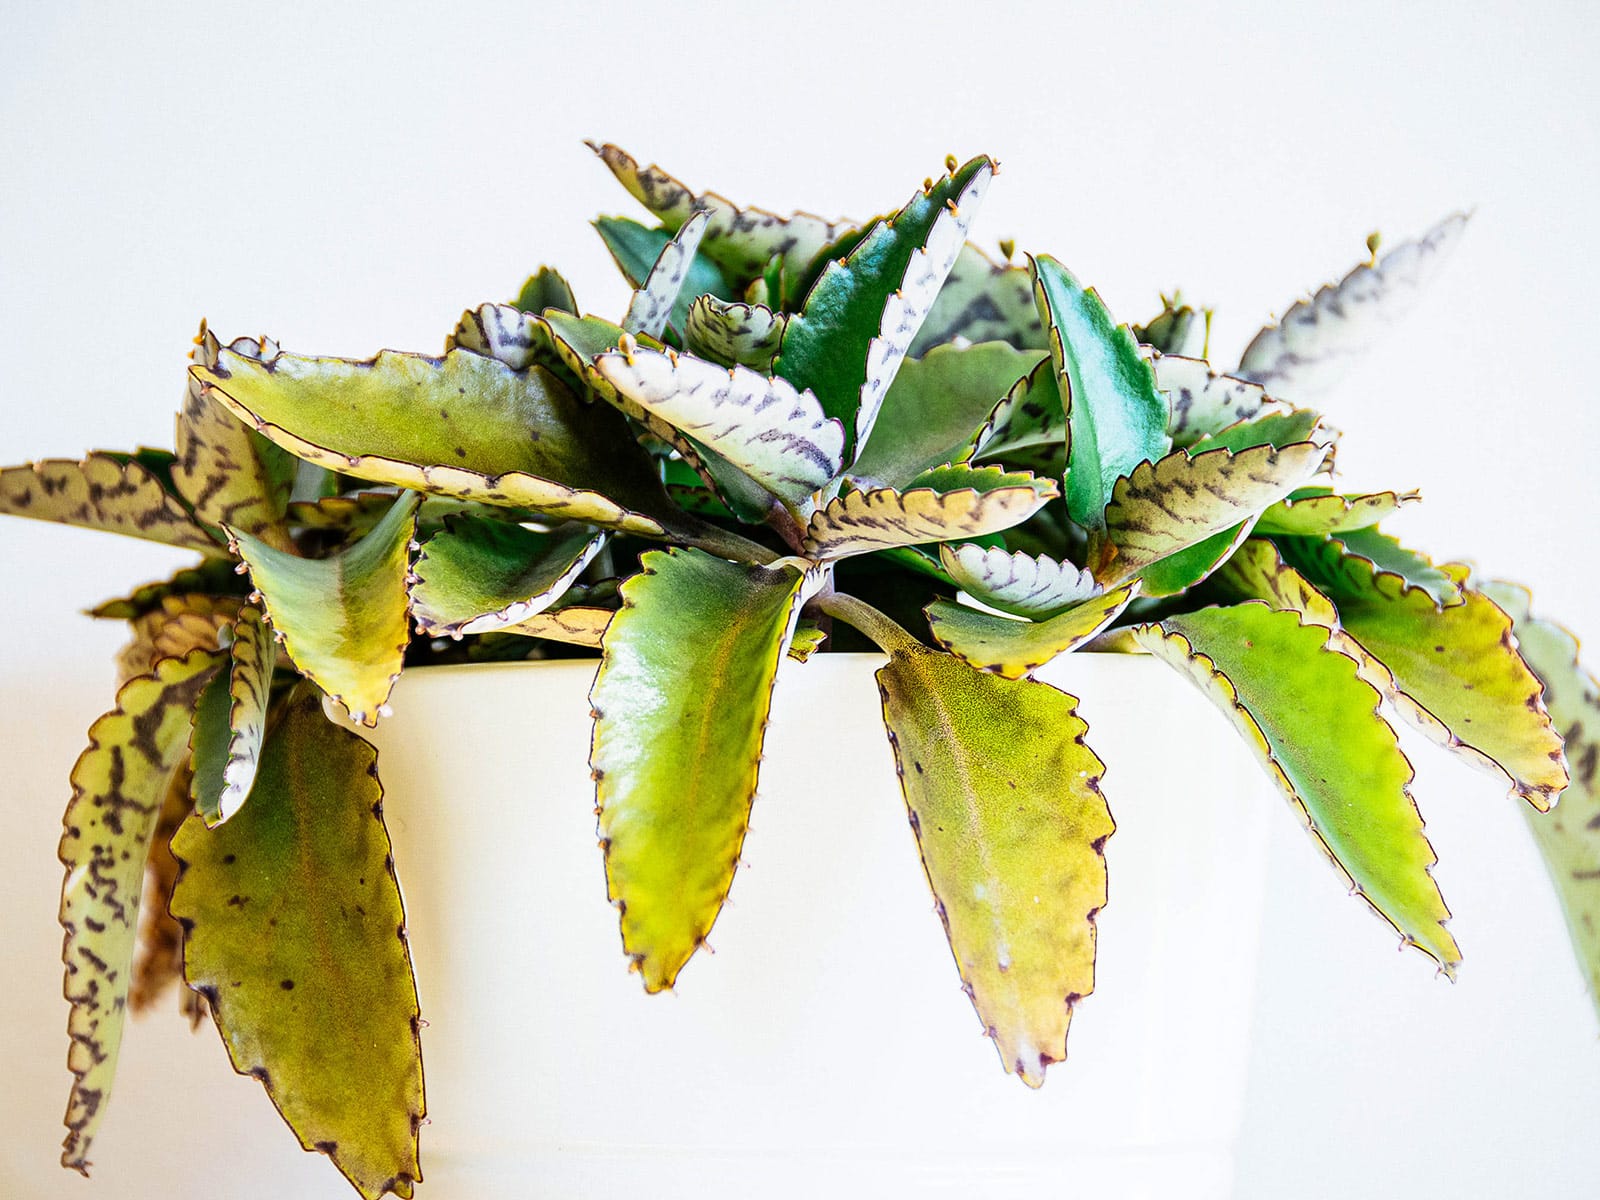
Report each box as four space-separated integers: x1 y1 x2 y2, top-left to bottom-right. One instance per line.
876 644 1114 1086
617 210 717 341
497 605 613 647
1133 604 1459 970
170 688 424 1200
513 266 578 315
1151 353 1297 448
684 295 786 369
128 763 202 1025
592 344 844 507
409 517 604 636
1255 486 1421 536
194 347 673 536
788 620 828 661
59 648 223 1173
925 582 1140 679
89 559 251 620
116 594 240 684
0 454 224 554
1277 527 1463 608
448 302 563 372
1237 212 1470 399
1479 581 1600 1020
938 542 1099 619
802 465 1057 559
231 492 419 726
188 606 277 825
590 548 811 990
1133 293 1209 358
588 141 854 282
851 342 1046 489
970 357 1067 466
775 156 996 457
910 243 1047 357
174 324 297 552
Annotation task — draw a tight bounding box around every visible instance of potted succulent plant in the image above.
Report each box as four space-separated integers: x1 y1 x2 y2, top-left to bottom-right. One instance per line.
3 143 1595 1199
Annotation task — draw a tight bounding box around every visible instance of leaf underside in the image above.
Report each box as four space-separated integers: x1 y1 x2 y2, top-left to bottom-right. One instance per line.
189 606 277 825
409 517 604 637
0 454 223 554
926 583 1140 679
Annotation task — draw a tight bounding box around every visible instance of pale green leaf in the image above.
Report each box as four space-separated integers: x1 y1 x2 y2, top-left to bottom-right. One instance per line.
910 243 1047 358
1255 486 1422 536
925 582 1140 679
1151 353 1294 448
409 517 604 637
190 605 277 825
621 209 712 340
684 295 786 369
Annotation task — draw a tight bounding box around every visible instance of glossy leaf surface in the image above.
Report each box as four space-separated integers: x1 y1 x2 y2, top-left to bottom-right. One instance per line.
513 266 577 315
410 517 603 637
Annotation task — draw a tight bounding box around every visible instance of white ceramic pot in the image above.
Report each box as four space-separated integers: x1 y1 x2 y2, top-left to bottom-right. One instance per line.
363 651 1273 1199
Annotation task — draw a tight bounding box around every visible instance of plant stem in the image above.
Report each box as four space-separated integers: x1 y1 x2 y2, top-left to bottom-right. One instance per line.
818 591 920 655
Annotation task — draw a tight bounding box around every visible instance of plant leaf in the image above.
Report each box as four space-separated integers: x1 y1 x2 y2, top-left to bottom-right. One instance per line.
970 357 1067 466
194 347 673 536
89 559 251 620
128 763 202 1024
851 342 1046 490
1032 255 1172 530
775 157 996 458
116 594 240 684
0 454 224 554
513 266 577 315
1133 295 1209 358
170 688 424 1200
684 295 786 369
1277 527 1463 608
59 648 223 1173
925 582 1140 678
592 344 844 507
590 548 811 990
876 645 1114 1087
1255 486 1422 536
938 542 1099 619
231 492 419 726
447 302 563 372
1133 604 1459 970
1478 581 1600 1020
1237 212 1470 399
1151 353 1295 448
189 606 277 825
618 210 715 340
802 465 1057 559
409 517 604 636
910 243 1047 357
788 620 828 661
497 605 612 647
588 141 854 282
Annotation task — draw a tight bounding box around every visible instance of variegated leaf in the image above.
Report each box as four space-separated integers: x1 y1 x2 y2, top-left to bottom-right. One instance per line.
128 763 202 1025
1133 604 1460 970
513 266 578 315
593 343 843 507
1238 212 1470 399
787 620 828 661
1133 294 1209 358
588 141 854 281
684 295 786 369
876 645 1113 1086
497 605 612 647
90 559 250 620
410 517 604 636
195 347 673 536
0 454 224 554
116 594 240 684
1277 527 1463 608
1152 353 1297 448
970 357 1067 465
188 605 277 825
1255 486 1422 536
448 302 559 372
60 649 223 1173
910 243 1047 357
938 542 1100 619
925 582 1140 679
231 493 419 726
803 465 1057 559
621 210 712 340
595 216 735 340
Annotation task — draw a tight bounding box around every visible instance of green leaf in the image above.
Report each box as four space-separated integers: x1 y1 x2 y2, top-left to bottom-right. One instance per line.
937 542 1099 619
1152 353 1297 448
1277 527 1463 608
592 344 845 507
1188 408 1327 455
775 156 996 458
513 266 577 315
1254 486 1421 536
589 141 854 282
193 347 673 537
448 302 563 372
970 357 1067 466
851 342 1046 490
409 516 604 636
89 559 251 620
606 211 728 340
876 645 1114 1086
174 324 298 552
802 465 1057 559
1238 212 1469 400
1478 581 1600 1021
189 606 277 825
1133 294 1209 357
788 620 828 661
231 492 419 726
683 295 786 369
1032 256 1172 529
910 243 1047 358
59 648 223 1173
925 582 1140 679
591 548 811 990
170 688 424 1200
1133 604 1459 970
1134 523 1259 599
0 453 225 554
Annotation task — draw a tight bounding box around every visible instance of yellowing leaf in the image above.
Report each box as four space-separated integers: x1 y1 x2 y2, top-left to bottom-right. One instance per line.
0 454 223 554
189 606 277 825
1255 486 1422 536
925 583 1141 679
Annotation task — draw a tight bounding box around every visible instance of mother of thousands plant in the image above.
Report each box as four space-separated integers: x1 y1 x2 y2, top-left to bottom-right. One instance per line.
3 143 1596 1198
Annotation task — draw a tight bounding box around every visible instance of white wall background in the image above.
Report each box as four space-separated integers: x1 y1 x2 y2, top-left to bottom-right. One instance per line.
2 2 1598 1196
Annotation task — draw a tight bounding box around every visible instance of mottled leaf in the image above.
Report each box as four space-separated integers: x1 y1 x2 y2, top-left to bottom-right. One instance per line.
910 243 1047 357
194 347 672 536
0 454 224 554
803 465 1057 559
497 605 612 647
170 689 424 1200
938 542 1099 619
876 645 1114 1086
684 295 786 370
189 606 277 825
59 649 222 1173
1133 294 1209 358
513 266 577 315
1238 212 1469 399
591 549 810 990
619 210 713 340
409 517 604 636
1255 486 1421 536
448 302 562 372
970 357 1067 466
788 620 828 661
1133 604 1459 969
231 493 419 726
1152 353 1296 448
90 559 250 620
926 582 1140 679
1188 408 1327 455
116 594 240 684
1278 527 1463 609
128 765 201 1024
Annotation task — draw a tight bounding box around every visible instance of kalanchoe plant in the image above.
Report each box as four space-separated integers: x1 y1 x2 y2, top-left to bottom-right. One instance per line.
3 143 1595 1198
